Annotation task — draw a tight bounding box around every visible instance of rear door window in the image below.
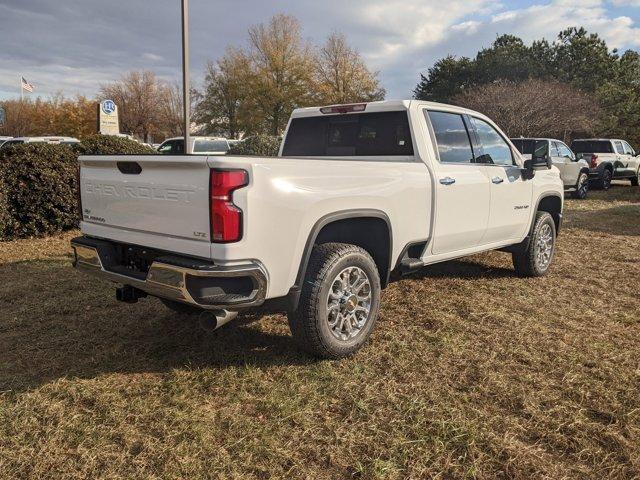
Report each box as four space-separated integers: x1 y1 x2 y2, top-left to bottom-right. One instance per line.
469 117 514 166
281 111 414 157
557 143 574 159
426 111 475 164
551 142 561 157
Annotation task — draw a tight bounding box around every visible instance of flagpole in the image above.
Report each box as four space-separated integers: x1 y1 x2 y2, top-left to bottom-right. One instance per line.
20 76 23 102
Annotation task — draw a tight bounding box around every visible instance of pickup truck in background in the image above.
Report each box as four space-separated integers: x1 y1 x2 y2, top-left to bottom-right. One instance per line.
157 136 230 155
511 137 591 199
71 100 564 358
571 138 640 189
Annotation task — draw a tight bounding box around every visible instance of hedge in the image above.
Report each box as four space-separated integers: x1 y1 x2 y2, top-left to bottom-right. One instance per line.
0 135 156 240
228 135 281 157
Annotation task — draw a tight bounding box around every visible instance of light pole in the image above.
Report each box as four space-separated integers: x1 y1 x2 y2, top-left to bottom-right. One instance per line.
181 0 190 152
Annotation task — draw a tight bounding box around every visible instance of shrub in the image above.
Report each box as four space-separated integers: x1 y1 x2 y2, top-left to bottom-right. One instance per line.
0 135 157 240
228 135 281 157
0 180 8 239
75 134 157 155
0 143 78 239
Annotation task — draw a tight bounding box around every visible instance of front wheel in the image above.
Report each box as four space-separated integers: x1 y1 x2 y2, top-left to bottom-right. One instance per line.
288 243 381 359
512 212 557 277
572 172 589 199
631 169 639 187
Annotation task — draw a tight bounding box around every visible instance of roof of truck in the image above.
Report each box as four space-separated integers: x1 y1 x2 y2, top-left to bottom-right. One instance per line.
572 138 617 142
290 100 489 120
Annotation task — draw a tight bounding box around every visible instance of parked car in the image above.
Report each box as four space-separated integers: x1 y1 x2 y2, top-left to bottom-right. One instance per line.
0 136 80 149
71 100 563 358
0 136 12 146
157 136 230 155
571 138 640 189
511 137 591 199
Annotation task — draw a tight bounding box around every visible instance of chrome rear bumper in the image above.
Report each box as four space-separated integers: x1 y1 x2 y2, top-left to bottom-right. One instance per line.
71 237 267 310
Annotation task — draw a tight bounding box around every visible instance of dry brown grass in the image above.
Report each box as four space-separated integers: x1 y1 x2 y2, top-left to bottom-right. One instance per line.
0 184 639 479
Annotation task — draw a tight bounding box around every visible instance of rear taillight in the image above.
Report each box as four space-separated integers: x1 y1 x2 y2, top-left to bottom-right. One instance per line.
590 154 598 168
209 169 248 243
76 164 83 220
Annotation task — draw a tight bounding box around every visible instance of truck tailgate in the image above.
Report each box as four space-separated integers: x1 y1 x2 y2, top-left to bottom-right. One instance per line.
79 155 212 247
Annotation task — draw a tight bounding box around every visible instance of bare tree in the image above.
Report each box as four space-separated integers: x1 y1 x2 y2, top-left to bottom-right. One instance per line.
99 71 163 142
454 79 601 142
245 14 315 135
315 33 385 105
194 50 251 138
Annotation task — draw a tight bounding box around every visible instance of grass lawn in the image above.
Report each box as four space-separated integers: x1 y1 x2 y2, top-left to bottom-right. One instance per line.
0 184 638 479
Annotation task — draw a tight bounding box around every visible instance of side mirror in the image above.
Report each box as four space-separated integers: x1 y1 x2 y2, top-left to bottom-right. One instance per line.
522 140 551 179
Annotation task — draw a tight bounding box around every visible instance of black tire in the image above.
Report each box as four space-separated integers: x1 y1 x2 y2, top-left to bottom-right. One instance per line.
631 169 639 187
287 243 381 359
594 168 612 190
512 212 557 278
572 172 589 199
161 298 201 315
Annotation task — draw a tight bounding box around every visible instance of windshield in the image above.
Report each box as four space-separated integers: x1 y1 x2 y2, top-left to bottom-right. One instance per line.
282 111 414 157
510 139 536 155
193 139 229 153
571 140 613 154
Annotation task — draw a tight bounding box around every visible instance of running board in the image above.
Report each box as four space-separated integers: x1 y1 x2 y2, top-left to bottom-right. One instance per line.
399 258 425 274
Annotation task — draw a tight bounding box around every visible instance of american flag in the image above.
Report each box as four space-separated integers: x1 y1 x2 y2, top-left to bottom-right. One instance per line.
21 76 34 93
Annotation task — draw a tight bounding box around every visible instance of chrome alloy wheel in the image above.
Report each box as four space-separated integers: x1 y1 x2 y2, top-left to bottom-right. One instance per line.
534 223 554 271
326 267 372 341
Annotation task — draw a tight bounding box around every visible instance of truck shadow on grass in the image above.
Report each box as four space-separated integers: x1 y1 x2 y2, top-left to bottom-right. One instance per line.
0 261 317 394
0 253 524 394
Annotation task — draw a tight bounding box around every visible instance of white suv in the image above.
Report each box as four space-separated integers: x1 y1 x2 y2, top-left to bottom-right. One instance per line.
512 138 591 199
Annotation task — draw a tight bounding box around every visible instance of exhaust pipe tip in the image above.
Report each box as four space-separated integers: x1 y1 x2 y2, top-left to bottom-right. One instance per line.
198 309 238 331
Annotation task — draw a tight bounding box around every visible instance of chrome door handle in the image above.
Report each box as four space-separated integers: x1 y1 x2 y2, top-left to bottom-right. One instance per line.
439 177 456 186
492 176 504 184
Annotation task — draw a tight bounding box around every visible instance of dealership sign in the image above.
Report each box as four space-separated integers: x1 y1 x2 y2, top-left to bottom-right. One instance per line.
98 100 119 135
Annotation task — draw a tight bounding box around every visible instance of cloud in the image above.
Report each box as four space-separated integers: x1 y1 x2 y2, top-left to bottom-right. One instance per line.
0 0 638 101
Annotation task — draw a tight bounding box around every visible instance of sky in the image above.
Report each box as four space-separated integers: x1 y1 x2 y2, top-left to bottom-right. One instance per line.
0 0 639 101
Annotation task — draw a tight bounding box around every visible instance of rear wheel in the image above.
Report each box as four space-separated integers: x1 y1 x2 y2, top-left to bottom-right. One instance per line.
512 212 557 277
572 172 589 199
595 168 612 190
288 243 381 359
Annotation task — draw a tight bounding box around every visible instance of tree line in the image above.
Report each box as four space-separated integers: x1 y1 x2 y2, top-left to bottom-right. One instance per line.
0 14 383 142
414 28 640 145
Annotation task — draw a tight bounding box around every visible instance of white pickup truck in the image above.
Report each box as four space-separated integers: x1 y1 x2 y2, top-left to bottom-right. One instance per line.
571 138 640 189
72 100 564 358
